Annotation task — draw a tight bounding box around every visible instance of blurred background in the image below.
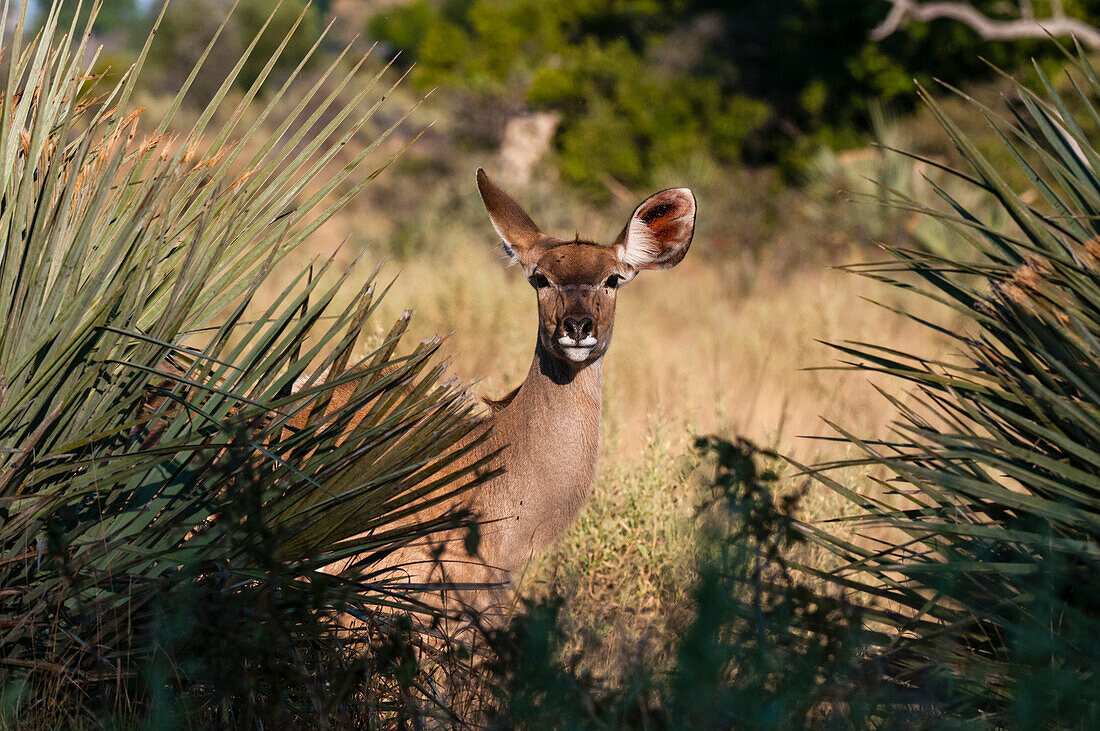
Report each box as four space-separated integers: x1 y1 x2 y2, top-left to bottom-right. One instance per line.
45 0 1076 450
32 0 1082 444
34 0 1100 678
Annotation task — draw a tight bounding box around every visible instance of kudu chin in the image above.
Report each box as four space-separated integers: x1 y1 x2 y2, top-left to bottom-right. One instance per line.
305 169 696 616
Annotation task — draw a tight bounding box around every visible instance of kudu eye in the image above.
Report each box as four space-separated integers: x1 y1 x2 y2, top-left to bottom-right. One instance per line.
603 274 621 289
530 273 551 289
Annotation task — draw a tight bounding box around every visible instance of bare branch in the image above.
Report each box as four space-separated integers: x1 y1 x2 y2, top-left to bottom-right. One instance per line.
872 0 1100 50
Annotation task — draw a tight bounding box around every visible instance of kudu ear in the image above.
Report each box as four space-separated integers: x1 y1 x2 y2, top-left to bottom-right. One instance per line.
615 187 696 272
476 168 544 272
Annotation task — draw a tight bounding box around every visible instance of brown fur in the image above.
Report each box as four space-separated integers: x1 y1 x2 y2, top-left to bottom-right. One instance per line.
482 385 520 413
286 367 383 435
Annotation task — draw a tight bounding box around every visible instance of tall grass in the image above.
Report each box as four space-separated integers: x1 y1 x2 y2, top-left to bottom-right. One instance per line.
0 1 489 725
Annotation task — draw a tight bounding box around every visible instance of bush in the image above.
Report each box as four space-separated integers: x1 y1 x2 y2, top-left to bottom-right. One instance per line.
368 0 767 189
807 46 1100 724
0 3 484 725
370 0 1100 184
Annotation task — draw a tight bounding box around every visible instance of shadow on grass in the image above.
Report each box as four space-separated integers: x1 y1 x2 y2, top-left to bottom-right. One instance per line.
476 436 917 729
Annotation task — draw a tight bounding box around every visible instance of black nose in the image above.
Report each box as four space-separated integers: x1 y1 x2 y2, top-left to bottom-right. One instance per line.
562 316 594 340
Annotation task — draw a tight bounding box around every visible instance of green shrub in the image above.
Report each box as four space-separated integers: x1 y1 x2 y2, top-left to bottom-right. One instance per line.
721 0 1077 151
0 3 485 725
368 0 767 189
371 0 1100 184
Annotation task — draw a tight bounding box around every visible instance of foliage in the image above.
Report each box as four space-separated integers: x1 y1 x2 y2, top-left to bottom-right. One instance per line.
369 0 768 190
147 0 324 100
482 437 896 727
716 1 1062 156
805 45 1100 725
369 0 1100 186
0 2 487 725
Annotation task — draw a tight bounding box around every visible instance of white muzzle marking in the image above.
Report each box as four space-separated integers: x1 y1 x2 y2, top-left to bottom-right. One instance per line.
557 336 597 362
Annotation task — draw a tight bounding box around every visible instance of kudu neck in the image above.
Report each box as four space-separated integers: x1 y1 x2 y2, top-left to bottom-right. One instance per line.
477 338 603 564
523 340 603 404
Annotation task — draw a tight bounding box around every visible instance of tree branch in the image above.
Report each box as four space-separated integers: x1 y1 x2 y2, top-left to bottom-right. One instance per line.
872 0 1100 50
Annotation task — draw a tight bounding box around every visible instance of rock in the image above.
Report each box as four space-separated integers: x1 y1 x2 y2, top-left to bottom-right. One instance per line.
498 111 560 188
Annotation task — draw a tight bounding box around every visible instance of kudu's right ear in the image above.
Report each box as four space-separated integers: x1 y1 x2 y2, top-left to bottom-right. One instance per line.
615 187 696 272
476 168 544 273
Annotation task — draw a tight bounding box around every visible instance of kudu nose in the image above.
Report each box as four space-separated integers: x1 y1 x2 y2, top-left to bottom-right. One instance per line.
562 316 594 341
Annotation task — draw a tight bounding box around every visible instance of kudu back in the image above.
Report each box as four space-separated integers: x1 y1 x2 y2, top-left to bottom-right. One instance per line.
296 169 696 611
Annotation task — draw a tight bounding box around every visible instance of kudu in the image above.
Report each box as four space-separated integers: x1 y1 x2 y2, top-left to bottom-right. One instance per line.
302 169 696 612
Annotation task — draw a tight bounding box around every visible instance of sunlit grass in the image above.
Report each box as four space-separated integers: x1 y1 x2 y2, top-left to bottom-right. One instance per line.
523 427 701 681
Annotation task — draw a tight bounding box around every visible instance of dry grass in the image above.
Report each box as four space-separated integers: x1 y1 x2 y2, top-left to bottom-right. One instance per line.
323 193 952 470
361 242 949 474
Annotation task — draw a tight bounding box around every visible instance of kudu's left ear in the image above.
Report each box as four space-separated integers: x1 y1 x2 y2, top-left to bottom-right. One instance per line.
615 188 696 272
476 168 545 273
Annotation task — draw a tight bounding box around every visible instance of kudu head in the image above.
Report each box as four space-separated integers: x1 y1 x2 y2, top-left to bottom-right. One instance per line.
476 168 696 368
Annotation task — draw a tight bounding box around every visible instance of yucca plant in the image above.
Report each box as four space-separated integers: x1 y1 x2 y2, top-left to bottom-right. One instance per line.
803 45 1100 725
0 1 491 725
